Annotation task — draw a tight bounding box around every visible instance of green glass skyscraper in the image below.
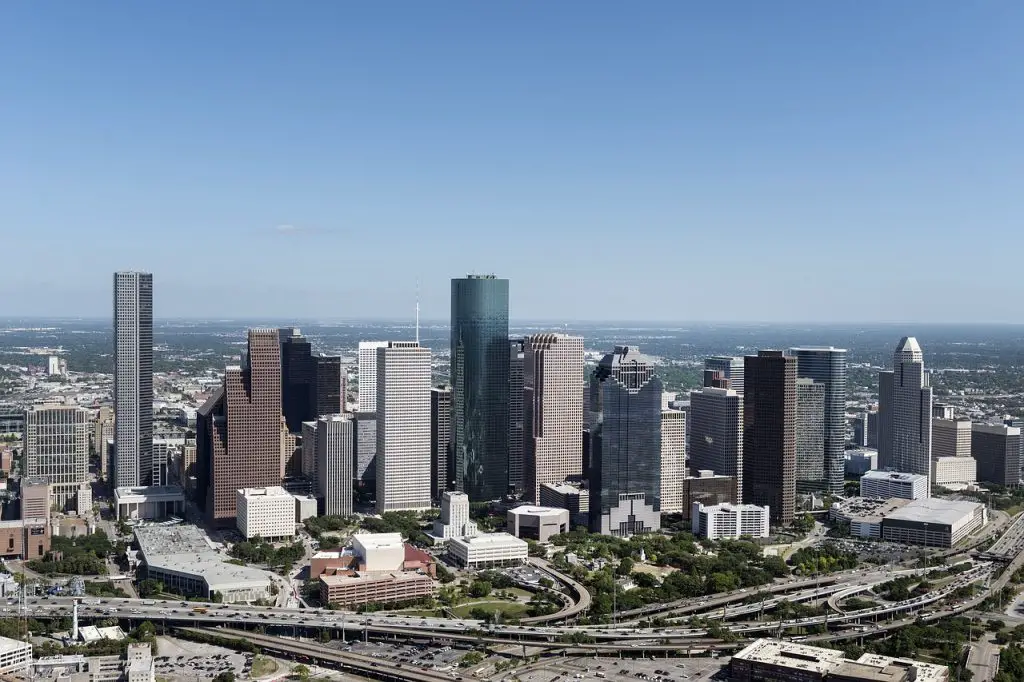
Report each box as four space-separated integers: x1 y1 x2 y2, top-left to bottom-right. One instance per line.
451 274 510 501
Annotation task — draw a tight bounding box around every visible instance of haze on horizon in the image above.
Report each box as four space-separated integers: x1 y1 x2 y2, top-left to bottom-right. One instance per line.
1 3 1021 323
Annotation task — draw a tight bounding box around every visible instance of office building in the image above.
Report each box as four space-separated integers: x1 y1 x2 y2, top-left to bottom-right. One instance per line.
878 337 933 478
850 412 869 447
743 350 797 525
316 415 354 516
844 448 878 476
0 635 32 674
867 409 879 449
688 386 743 502
794 378 825 492
972 423 1022 487
357 341 388 413
113 271 153 487
1006 417 1024 483
933 415 972 459
430 385 452 500
315 354 343 417
451 274 510 501
789 347 847 494
300 421 318 486
509 339 525 493
588 346 662 536
447 532 528 568
660 409 686 513
680 471 737 521
539 481 589 527
705 356 743 393
23 403 89 510
431 491 479 542
21 478 50 520
235 486 296 540
523 333 584 502
319 571 435 608
93 406 114 480
932 456 977 487
860 470 929 500
731 639 949 682
200 329 283 527
376 342 432 512
507 506 570 542
692 502 770 540
280 331 344 431
353 412 377 486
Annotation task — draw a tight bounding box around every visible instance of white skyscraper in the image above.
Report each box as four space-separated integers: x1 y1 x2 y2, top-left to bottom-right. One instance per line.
316 414 354 516
113 271 153 488
357 341 388 413
376 341 432 512
660 409 687 513
878 337 933 482
24 403 90 510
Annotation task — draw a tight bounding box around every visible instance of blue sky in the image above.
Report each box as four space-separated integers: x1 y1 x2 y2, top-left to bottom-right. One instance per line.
1 2 1022 322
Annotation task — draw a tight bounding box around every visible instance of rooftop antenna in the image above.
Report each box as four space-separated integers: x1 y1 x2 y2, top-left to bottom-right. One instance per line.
415 279 420 345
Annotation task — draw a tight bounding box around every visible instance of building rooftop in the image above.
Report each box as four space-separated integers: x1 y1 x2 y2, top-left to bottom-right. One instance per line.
450 532 527 548
114 485 185 502
886 497 984 526
352 532 404 550
831 497 910 524
695 502 768 514
733 639 845 675
541 482 585 494
237 486 292 498
0 634 31 654
320 571 432 587
134 525 272 592
508 506 569 518
862 470 928 483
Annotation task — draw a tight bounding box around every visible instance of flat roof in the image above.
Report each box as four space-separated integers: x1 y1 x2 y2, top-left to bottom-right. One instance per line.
733 639 845 674
114 485 185 503
508 506 569 518
450 532 528 548
237 486 292 498
320 571 432 587
832 497 910 524
134 525 272 592
0 634 31 654
353 532 404 550
540 482 584 494
862 470 928 483
886 498 983 526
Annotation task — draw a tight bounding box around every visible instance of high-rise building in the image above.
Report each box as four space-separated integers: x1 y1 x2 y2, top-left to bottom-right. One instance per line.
301 421 318 485
972 423 1021 487
523 334 584 502
789 347 847 494
357 342 388 413
794 378 825 492
508 339 525 493
705 356 744 394
113 271 153 487
431 386 453 500
933 415 972 459
202 329 283 526
660 409 687 513
23 404 89 510
878 337 933 479
688 386 744 503
1006 417 1024 483
280 330 344 431
588 346 662 536
353 412 377 487
316 414 354 516
93 407 115 481
450 274 510 502
315 355 343 417
743 350 796 525
867 409 879 449
376 342 432 512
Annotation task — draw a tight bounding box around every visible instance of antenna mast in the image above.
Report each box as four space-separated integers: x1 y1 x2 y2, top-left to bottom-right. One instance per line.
415 279 420 345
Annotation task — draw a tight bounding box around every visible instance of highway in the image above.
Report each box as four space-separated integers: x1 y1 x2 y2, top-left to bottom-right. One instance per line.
519 558 592 624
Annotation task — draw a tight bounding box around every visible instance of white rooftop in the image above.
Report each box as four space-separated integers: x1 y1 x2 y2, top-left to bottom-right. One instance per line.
352 532 404 550
509 506 569 518
134 525 272 592
733 639 845 674
451 532 527 548
0 634 31 653
886 497 983 526
862 470 928 483
237 486 292 498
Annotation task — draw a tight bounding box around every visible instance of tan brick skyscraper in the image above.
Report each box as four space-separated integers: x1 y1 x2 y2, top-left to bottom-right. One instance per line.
523 333 584 502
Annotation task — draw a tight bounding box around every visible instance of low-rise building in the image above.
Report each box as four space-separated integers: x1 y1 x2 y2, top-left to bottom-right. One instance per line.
731 638 948 682
680 470 736 521
860 470 929 500
353 533 406 572
539 481 588 527
506 506 570 542
114 486 186 521
691 502 770 540
294 495 318 523
0 518 50 559
319 570 435 608
447 533 528 569
0 635 32 674
830 497 909 539
236 487 295 540
831 496 987 548
844 448 878 476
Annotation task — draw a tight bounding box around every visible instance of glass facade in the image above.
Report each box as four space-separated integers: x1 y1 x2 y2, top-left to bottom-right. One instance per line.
450 275 510 501
790 347 848 494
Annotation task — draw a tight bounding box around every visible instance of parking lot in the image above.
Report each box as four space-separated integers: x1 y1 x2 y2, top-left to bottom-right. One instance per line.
510 654 728 682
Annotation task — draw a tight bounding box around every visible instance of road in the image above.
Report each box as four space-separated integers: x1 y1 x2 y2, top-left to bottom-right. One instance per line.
967 638 1000 681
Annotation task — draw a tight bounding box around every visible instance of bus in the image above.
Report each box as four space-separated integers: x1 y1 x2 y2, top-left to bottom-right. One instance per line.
192 607 208 614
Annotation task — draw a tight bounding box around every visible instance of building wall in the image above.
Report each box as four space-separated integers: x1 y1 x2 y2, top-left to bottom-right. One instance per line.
236 489 295 539
430 386 452 500
878 337 933 478
24 403 90 510
320 572 435 607
376 343 432 512
933 418 972 459
509 339 525 493
743 351 796 525
704 357 744 394
660 410 687 513
688 388 743 503
790 347 848 494
0 522 50 559
680 475 737 521
933 456 977 486
357 342 388 413
794 379 825 492
354 412 377 486
113 271 154 488
316 415 354 516
973 424 1022 487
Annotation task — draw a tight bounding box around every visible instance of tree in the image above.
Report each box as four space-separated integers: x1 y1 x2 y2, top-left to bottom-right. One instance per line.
468 580 492 598
436 563 456 584
137 579 164 597
214 673 236 682
291 664 310 681
616 557 635 576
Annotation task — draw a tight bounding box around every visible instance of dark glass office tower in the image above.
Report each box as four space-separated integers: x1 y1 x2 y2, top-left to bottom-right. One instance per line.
588 346 663 536
450 275 510 501
281 333 315 432
431 385 452 500
315 355 343 416
743 350 796 525
789 347 848 494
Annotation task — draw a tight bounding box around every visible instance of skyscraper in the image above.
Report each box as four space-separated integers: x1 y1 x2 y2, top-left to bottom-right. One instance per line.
933 415 972 459
23 403 89 510
357 341 388 413
353 412 377 487
688 386 744 503
450 274 510 501
315 355 343 416
376 341 432 512
431 385 452 500
508 339 525 493
794 378 825 492
203 329 283 526
523 334 584 502
789 347 847 494
113 271 153 487
878 337 933 478
660 409 687 513
705 356 744 394
281 332 315 432
743 350 796 525
316 414 354 516
972 423 1021 488
589 346 662 536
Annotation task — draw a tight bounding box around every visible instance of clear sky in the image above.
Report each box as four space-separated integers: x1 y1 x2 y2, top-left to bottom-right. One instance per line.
1 3 1022 323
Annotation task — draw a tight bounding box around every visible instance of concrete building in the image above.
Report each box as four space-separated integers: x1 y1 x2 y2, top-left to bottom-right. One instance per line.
76 483 92 516
315 414 354 516
794 378 825 492
932 456 977 487
523 333 584 502
589 346 662 536
679 470 737 521
236 487 295 540
972 422 1021 487
450 275 511 502
509 339 525 493
134 525 272 603
688 386 743 503
0 635 33 674
882 497 987 548
376 342 432 512
539 481 588 527
692 502 770 540
789 347 848 494
126 642 155 682
23 403 90 510
295 495 318 522
352 533 406 573
447 532 528 568
0 518 50 559
743 350 797 525
300 421 318 487
319 571 435 608
353 411 377 487
113 271 153 488
506 506 570 542
357 341 388 413
93 406 115 482
430 385 452 500
705 356 744 393
431 491 478 543
860 470 930 500
878 337 933 480
844 448 878 476
933 416 972 459
21 477 50 520
660 409 687 513
199 329 283 527
731 638 949 682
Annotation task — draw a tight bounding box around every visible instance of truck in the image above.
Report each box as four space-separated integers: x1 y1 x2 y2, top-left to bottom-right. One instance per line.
142 600 156 606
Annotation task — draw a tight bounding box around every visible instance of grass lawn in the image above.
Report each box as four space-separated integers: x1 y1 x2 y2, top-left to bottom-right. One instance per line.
390 609 440 617
504 587 534 600
450 601 529 619
251 655 279 678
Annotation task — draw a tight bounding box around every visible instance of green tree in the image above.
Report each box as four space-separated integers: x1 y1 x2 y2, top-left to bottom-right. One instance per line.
468 580 492 598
